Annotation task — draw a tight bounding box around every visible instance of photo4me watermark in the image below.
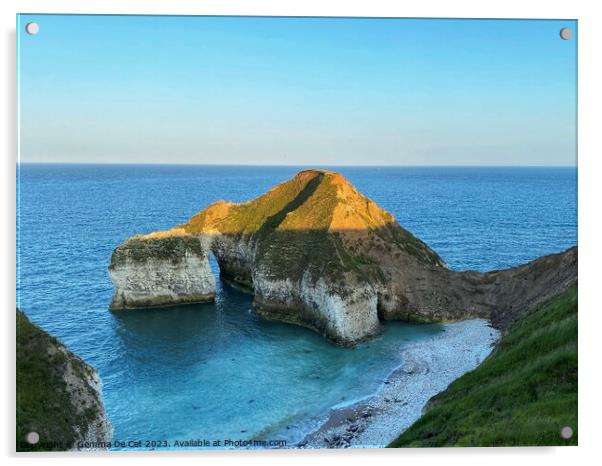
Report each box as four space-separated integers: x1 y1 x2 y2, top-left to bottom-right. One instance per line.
71 438 288 450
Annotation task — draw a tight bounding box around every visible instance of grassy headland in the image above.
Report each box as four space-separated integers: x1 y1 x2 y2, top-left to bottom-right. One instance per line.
389 285 578 447
16 309 105 451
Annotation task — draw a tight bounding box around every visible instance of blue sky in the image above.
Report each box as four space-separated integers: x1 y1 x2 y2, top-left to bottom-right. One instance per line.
17 15 577 165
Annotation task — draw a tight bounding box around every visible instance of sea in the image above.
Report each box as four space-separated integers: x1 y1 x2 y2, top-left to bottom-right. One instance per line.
16 165 577 449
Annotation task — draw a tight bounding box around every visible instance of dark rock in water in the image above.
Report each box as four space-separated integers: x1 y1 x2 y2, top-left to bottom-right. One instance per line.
109 169 577 344
16 309 112 451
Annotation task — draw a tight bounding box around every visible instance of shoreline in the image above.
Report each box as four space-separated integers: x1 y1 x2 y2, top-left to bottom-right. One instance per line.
296 319 500 449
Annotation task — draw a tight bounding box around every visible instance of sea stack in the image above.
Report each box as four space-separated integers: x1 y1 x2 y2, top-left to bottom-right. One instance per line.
109 232 215 309
108 169 577 345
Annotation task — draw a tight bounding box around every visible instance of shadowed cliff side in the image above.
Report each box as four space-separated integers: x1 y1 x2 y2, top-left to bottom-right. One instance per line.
108 169 577 345
17 309 112 451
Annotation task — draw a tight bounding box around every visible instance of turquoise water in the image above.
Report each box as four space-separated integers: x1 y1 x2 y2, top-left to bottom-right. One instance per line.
16 165 577 448
107 283 443 447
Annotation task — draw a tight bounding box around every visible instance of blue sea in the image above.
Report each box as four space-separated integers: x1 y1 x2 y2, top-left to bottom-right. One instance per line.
16 165 577 448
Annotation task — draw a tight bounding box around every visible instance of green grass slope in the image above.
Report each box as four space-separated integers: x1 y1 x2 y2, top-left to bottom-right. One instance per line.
16 309 100 451
389 285 578 447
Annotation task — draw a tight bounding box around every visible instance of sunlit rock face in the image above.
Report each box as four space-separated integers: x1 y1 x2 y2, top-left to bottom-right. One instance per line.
108 170 577 345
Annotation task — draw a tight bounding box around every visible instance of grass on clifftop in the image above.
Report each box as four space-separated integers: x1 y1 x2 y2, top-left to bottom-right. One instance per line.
389 285 578 447
16 309 97 451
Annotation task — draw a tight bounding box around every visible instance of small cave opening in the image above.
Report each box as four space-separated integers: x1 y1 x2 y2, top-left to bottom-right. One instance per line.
208 250 255 295
207 250 222 290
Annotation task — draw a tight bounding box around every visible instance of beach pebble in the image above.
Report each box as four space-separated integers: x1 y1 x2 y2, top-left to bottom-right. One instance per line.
299 320 500 449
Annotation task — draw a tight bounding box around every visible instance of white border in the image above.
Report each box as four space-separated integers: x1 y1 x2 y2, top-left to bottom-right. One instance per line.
2 1 601 465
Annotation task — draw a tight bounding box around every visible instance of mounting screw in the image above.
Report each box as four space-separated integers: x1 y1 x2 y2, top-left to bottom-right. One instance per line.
25 22 40 35
560 426 573 439
559 27 572 40
25 431 40 444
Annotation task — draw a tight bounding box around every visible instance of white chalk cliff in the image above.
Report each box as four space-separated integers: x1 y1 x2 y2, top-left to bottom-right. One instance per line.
108 170 577 345
109 233 215 309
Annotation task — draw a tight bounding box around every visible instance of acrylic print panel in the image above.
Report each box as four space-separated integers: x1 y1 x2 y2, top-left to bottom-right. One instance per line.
16 14 577 452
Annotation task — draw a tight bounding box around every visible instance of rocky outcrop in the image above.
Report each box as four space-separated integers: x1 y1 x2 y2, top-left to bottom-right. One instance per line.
16 309 112 451
108 169 577 345
374 245 578 330
109 232 215 309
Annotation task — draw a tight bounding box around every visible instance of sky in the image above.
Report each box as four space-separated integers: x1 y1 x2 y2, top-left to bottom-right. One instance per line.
17 15 577 166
